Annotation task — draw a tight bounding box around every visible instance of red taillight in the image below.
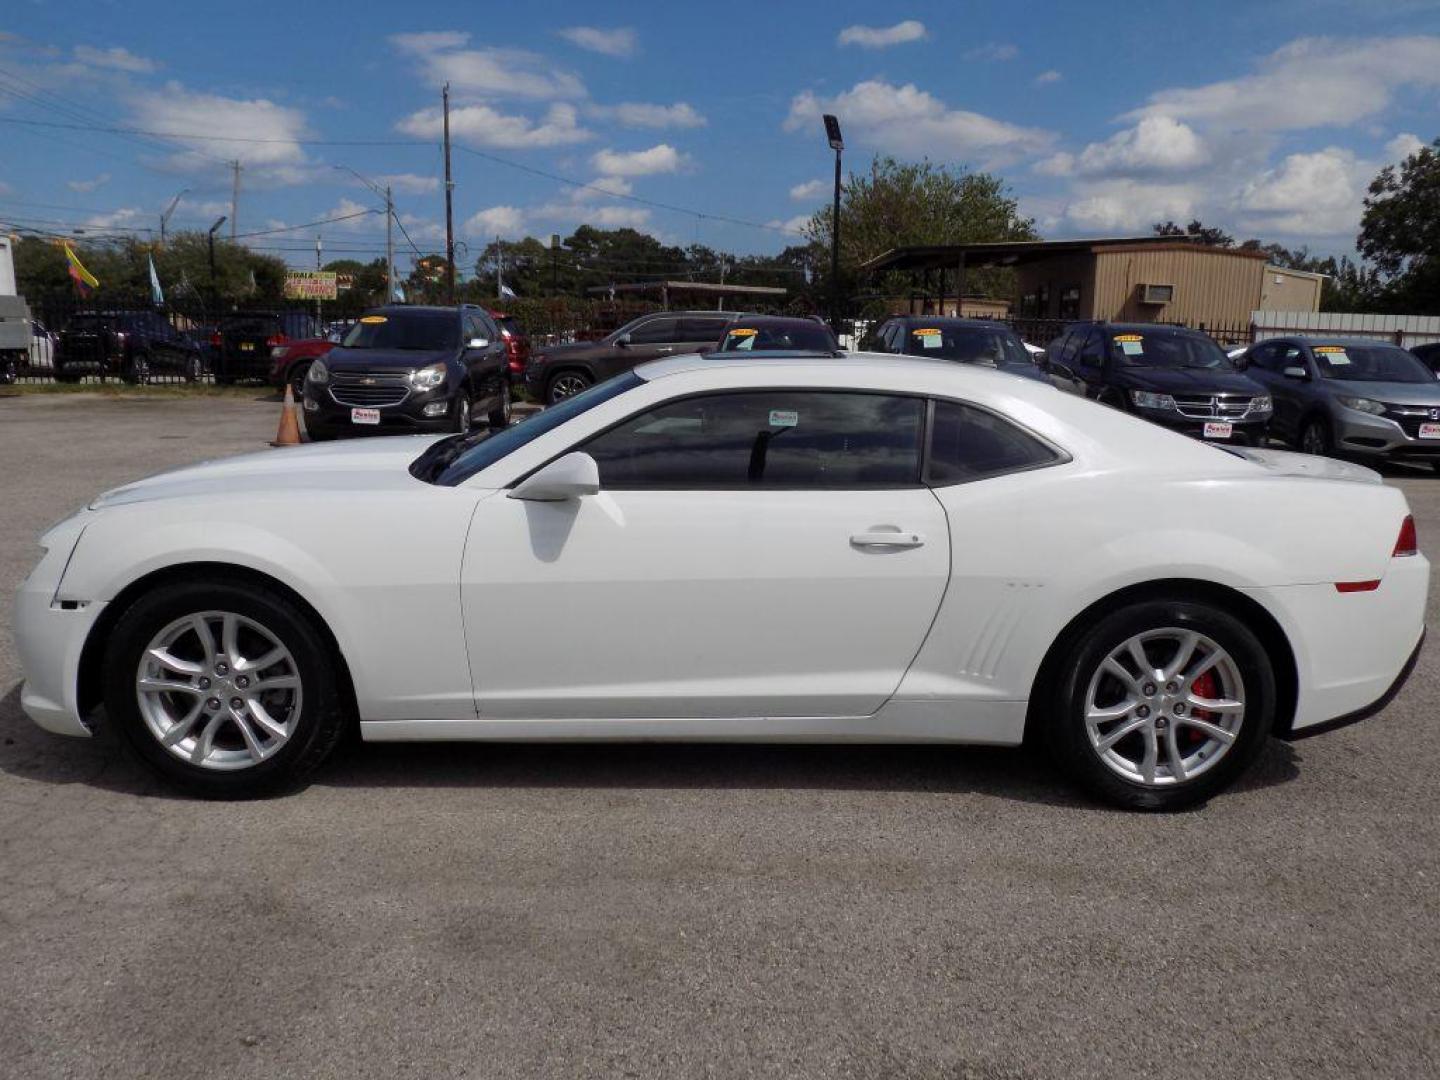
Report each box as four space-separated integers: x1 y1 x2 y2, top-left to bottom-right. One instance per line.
266 334 287 347
508 358 524 373
1395 515 1418 557
210 331 222 347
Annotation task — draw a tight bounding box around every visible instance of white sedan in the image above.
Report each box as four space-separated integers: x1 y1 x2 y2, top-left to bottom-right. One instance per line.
15 354 1428 809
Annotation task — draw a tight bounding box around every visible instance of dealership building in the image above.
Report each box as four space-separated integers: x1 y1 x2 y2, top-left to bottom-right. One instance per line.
862 237 1325 329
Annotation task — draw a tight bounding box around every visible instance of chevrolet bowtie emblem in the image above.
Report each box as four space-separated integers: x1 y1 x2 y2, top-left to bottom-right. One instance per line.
361 377 377 386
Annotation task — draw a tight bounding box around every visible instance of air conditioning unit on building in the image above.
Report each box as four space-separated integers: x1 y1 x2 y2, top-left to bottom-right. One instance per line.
1139 283 1175 305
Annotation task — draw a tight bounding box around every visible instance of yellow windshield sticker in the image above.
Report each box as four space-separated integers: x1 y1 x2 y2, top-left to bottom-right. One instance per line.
1314 345 1346 352
359 315 388 324
728 328 758 337
912 328 941 335
1114 334 1144 342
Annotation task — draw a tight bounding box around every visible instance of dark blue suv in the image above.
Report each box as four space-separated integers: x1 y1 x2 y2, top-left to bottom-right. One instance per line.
54 311 205 383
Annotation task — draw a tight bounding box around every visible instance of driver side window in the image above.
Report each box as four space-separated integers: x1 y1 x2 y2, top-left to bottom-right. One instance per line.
628 317 680 345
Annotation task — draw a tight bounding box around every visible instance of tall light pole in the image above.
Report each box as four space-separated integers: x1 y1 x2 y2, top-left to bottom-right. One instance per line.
442 82 456 304
334 165 396 304
207 215 227 295
823 114 844 334
159 187 190 249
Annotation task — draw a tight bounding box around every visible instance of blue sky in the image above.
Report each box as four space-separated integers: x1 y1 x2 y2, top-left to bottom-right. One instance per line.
2 0 1438 278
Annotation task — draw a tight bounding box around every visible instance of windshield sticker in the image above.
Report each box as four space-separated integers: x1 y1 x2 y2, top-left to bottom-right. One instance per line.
768 409 799 428
1119 340 1145 356
912 328 943 349
1114 334 1143 341
1316 346 1351 365
728 328 758 337
359 315 387 324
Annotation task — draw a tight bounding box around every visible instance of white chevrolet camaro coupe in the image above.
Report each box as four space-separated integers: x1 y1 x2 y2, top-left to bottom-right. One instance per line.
15 353 1428 809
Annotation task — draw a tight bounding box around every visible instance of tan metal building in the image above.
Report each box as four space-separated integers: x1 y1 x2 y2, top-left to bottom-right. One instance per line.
862 237 1323 329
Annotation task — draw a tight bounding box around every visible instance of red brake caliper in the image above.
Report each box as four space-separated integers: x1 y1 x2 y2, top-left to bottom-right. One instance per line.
1188 670 1217 745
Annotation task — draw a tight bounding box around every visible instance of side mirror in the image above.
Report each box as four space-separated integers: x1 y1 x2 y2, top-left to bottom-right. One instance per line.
614 334 631 348
1283 365 1309 380
508 452 601 502
467 337 490 350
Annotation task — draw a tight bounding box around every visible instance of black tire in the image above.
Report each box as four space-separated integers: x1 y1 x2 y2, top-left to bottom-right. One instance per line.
123 352 151 385
0 354 17 385
487 380 512 428
305 424 335 442
1298 415 1333 456
101 578 348 798
288 361 312 398
453 391 472 434
546 369 592 405
1040 599 1276 811
183 355 203 383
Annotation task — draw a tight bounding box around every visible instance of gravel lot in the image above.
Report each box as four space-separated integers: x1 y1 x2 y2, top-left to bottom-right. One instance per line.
1 392 1437 1080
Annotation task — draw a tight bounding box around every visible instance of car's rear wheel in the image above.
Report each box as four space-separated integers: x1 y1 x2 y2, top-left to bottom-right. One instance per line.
1041 599 1275 811
547 370 592 404
102 579 347 797
183 355 204 383
123 352 151 385
288 361 311 398
0 353 17 385
1299 416 1333 456
488 380 512 428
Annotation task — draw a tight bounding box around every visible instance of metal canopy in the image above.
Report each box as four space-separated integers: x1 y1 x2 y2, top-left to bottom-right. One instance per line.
860 237 1266 275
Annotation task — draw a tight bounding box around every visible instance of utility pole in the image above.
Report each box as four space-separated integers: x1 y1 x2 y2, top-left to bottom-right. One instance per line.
385 185 395 304
495 235 504 300
159 188 189 249
550 233 559 298
230 161 242 241
822 115 844 335
316 234 323 327
442 83 456 304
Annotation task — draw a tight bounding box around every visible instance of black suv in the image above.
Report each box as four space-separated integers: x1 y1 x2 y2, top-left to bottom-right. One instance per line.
302 305 511 440
525 309 740 404
864 316 1048 384
1042 322 1273 443
54 311 205 383
215 311 320 384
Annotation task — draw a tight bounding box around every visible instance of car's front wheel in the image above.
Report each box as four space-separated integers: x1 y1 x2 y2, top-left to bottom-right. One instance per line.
183 354 204 383
453 392 472 434
488 380 512 428
1299 416 1333 456
1041 599 1275 811
102 578 348 797
123 352 151 385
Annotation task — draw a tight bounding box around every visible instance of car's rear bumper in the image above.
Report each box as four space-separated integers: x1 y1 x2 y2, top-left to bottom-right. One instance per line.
1246 553 1430 736
1282 629 1424 741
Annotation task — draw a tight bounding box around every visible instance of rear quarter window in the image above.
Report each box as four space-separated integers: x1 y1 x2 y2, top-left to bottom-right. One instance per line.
926 400 1062 485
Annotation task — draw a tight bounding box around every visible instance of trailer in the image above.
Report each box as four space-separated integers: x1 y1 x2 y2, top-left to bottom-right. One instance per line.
0 235 35 383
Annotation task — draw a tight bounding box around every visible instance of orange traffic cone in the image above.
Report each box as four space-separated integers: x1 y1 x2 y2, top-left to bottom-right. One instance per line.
271 384 302 447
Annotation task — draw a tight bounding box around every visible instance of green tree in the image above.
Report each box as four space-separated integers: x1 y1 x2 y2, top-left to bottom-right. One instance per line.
1153 220 1236 247
802 156 1037 313
1360 137 1440 314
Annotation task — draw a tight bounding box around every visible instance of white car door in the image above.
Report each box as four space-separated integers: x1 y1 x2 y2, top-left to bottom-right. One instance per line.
461 389 951 720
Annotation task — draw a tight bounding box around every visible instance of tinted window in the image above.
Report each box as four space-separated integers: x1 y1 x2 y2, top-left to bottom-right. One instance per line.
584 391 924 489
1110 329 1228 369
494 316 523 338
1311 343 1434 383
678 317 730 341
1054 330 1082 365
628 317 680 345
901 325 1029 365
342 312 458 351
1077 329 1105 366
927 400 1060 485
720 322 838 352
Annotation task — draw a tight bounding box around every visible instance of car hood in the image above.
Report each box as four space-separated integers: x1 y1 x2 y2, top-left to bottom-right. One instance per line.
1115 366 1265 395
323 346 451 371
1227 446 1382 484
1323 379 1440 406
89 436 449 509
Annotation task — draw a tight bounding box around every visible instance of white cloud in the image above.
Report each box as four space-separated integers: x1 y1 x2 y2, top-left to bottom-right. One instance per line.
557 26 638 58
588 101 706 129
1128 35 1440 132
375 172 439 195
789 179 826 200
390 32 585 99
397 102 591 149
73 44 156 73
1059 116 1209 177
81 206 147 232
465 205 527 237
591 144 685 177
1238 146 1369 235
1062 180 1201 232
785 80 1051 162
1386 132 1426 161
837 20 928 48
573 175 634 200
128 83 309 172
1035 70 1063 86
320 197 381 231
767 214 813 235
66 172 111 193
964 43 1019 62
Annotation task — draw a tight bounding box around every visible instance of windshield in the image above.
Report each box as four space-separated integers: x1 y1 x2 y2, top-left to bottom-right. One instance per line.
720 323 837 352
1112 330 1229 369
342 312 458 352
420 371 645 486
902 325 1028 365
1313 344 1435 384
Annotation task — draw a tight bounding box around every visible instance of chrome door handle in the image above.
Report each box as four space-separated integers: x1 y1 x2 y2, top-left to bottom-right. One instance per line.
850 531 925 548
654 346 674 354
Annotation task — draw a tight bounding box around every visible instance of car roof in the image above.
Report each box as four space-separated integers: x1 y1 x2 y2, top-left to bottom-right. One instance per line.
892 316 1009 330
1268 335 1410 348
727 315 830 328
367 305 460 317
1069 321 1208 336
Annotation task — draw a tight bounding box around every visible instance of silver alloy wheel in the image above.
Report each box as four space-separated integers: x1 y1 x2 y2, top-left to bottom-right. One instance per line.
549 373 588 402
1083 628 1245 787
135 611 303 771
499 382 512 424
456 395 471 433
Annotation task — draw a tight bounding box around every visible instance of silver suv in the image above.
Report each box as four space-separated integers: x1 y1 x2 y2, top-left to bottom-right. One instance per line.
1240 336 1440 471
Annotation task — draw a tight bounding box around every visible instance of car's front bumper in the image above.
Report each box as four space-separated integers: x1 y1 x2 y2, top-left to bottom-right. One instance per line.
1135 411 1271 445
303 384 458 435
1335 409 1440 461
